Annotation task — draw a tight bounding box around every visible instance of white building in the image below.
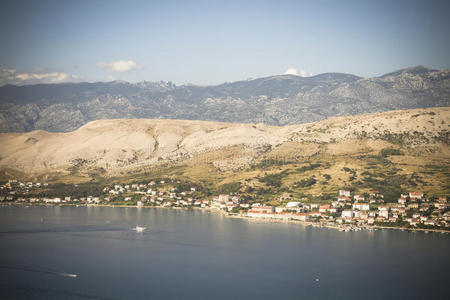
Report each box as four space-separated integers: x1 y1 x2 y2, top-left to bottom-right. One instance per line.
341 210 353 218
339 190 351 197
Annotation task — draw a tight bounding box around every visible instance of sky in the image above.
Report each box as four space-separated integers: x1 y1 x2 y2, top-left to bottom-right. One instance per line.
0 0 449 86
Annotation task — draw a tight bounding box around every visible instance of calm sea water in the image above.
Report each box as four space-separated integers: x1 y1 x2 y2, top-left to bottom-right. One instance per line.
0 206 448 300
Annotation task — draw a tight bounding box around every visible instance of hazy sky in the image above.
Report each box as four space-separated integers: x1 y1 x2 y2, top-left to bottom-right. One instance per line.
1 0 449 85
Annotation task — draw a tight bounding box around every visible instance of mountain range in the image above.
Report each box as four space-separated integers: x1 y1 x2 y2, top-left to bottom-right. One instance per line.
0 65 449 133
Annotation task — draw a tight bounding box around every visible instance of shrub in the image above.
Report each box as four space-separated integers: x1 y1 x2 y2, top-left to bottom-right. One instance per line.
380 148 403 157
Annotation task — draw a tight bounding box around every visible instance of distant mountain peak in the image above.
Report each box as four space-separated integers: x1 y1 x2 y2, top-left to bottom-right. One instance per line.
381 65 436 77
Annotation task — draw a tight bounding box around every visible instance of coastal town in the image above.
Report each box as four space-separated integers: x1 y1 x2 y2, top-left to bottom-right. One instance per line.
1 179 449 232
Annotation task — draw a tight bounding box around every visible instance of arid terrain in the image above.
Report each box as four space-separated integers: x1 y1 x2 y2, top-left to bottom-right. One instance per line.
0 107 449 201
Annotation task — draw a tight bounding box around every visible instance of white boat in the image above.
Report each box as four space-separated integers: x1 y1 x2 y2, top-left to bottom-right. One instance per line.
60 272 78 278
133 225 146 232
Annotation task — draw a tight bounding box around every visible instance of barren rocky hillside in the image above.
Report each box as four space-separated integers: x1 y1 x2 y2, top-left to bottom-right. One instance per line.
0 107 448 177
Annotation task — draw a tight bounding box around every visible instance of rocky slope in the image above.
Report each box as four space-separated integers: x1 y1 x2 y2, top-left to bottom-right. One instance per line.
0 107 448 178
0 66 449 132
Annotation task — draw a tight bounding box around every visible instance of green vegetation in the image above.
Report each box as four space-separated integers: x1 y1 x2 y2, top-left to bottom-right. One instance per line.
380 147 403 157
30 182 104 198
258 171 289 187
296 163 321 172
217 182 241 194
294 177 317 188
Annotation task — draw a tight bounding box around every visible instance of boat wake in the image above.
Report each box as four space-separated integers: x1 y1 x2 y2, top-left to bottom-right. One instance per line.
0 263 78 278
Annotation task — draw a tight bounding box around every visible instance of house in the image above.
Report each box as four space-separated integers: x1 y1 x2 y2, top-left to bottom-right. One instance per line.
341 210 353 219
329 207 337 213
409 192 424 200
293 213 309 221
352 203 370 211
248 206 274 214
410 219 421 226
343 216 353 223
286 201 302 209
434 202 447 209
424 220 435 226
218 194 230 203
407 203 419 209
239 203 250 208
247 206 275 218
371 191 384 198
398 197 407 205
358 212 369 220
275 207 286 213
337 196 351 202
308 212 323 218
44 197 61 204
231 196 241 203
378 206 389 211
339 190 351 197
378 210 389 219
375 216 386 222
319 205 330 213
310 204 319 210
353 195 365 202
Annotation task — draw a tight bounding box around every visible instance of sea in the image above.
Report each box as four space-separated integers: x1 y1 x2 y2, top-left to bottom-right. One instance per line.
0 206 448 299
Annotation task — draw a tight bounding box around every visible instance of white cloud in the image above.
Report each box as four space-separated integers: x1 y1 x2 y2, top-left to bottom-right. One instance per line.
284 67 313 77
0 68 79 85
284 67 298 75
97 60 143 73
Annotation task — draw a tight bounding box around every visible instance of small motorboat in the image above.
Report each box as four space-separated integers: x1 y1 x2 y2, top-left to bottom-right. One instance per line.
133 225 146 232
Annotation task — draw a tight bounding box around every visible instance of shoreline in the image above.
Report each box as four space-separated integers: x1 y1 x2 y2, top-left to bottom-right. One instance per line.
2 202 449 234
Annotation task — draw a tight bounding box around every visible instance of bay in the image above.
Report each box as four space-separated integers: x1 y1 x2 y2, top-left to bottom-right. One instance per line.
0 206 448 299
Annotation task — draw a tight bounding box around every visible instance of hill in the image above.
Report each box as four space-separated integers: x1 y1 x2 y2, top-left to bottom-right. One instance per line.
0 107 449 201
